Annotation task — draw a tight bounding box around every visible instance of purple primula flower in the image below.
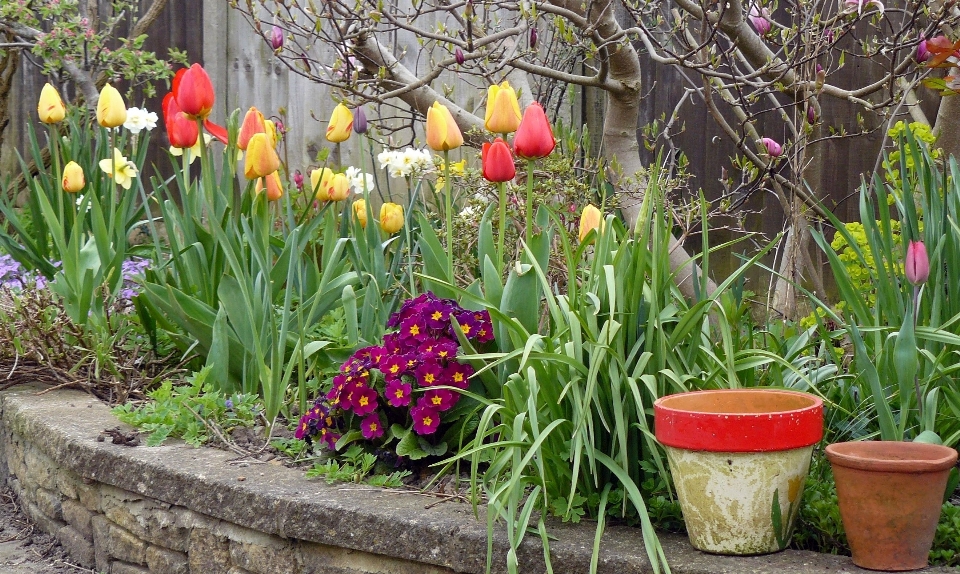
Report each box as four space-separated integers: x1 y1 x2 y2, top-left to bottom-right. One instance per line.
418 338 458 362
423 388 457 411
399 316 429 343
445 361 473 389
411 403 441 435
360 413 384 439
379 354 409 381
424 300 454 330
455 311 483 339
351 386 379 416
416 360 444 387
385 379 412 407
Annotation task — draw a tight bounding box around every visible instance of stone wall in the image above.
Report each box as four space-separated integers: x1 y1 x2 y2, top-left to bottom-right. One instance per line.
0 385 935 574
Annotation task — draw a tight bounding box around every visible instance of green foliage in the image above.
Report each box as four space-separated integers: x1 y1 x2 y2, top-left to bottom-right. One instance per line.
305 445 410 487
931 502 960 566
113 368 259 447
791 453 847 555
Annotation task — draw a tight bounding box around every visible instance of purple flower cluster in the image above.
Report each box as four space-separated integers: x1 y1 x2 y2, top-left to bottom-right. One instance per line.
296 292 493 448
0 254 48 290
118 257 151 302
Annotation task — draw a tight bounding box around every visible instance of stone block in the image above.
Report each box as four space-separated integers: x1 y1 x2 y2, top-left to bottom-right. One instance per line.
35 487 62 521
56 468 84 500
227 568 254 574
111 561 150 574
101 486 189 552
57 525 96 567
188 526 231 574
228 533 298 574
63 498 94 539
107 522 148 564
299 541 456 574
24 501 64 537
146 545 188 574
92 515 112 573
23 445 57 490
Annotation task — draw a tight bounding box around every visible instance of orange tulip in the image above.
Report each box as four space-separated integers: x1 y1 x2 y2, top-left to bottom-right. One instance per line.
578 204 602 242
379 203 404 233
97 83 127 128
325 103 354 143
38 83 66 124
61 161 85 193
353 199 368 228
173 64 215 120
244 133 280 179
425 101 463 152
238 107 267 150
513 102 555 159
256 172 284 201
484 82 521 134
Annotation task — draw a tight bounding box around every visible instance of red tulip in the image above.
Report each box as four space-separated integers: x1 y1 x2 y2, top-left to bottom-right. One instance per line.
906 240 929 285
482 138 516 182
173 64 215 120
163 93 199 149
513 102 555 159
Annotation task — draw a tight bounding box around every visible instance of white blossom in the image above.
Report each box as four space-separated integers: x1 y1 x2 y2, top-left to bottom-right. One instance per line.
123 107 158 134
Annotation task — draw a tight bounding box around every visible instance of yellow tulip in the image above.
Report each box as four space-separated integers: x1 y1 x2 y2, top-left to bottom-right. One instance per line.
61 161 85 193
311 168 334 199
98 148 138 190
265 119 278 147
323 173 350 201
484 81 521 134
353 199 368 228
38 83 66 124
256 172 284 201
325 103 353 143
578 204 603 242
96 83 127 128
425 101 463 152
244 133 280 179
379 202 404 234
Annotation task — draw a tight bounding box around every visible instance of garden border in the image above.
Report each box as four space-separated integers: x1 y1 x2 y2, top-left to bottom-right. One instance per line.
0 385 949 574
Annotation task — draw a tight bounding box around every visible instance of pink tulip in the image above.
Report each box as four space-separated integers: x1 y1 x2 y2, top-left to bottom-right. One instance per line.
906 240 929 285
761 137 783 157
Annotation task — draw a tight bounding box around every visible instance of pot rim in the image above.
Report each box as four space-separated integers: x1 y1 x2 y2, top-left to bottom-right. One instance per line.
654 389 823 452
826 440 958 473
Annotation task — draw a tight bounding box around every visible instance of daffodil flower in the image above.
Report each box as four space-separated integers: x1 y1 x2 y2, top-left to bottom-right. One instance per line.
99 148 138 190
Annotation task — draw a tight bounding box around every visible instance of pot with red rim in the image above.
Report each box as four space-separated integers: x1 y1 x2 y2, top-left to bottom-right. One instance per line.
654 389 823 555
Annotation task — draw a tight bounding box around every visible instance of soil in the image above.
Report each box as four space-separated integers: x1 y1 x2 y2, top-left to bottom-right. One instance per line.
0 488 82 574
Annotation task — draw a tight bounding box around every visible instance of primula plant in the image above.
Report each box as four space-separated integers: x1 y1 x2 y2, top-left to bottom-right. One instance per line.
296 292 492 459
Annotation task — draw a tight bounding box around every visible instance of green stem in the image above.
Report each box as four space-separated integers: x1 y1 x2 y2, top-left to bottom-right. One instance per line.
444 150 453 283
913 284 923 422
49 124 64 241
498 181 507 271
525 160 534 248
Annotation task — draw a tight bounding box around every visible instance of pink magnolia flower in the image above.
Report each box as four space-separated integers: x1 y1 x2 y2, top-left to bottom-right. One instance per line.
761 137 783 157
270 25 284 51
906 240 929 285
917 39 931 63
748 5 772 35
843 0 884 16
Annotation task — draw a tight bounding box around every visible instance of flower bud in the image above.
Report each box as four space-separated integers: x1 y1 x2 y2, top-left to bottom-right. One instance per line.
38 84 66 124
355 106 368 134
530 27 538 49
61 161 85 193
353 199 368 228
271 25 284 51
97 83 127 128
578 204 602 242
761 137 783 157
455 48 465 65
379 202 404 233
906 240 930 285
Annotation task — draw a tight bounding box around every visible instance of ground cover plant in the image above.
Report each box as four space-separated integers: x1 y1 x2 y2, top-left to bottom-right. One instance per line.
5 39 960 574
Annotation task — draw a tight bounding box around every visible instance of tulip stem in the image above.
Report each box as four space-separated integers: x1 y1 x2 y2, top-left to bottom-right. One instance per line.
48 124 64 240
524 160 535 248
497 181 506 271
444 150 454 284
913 284 923 421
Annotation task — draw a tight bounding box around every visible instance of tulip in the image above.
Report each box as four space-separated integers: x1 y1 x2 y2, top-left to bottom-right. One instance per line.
244 133 280 179
97 84 127 128
170 133 212 165
173 64 215 120
380 202 404 233
294 170 304 191
579 204 602 242
270 25 284 51
38 83 66 124
353 199 368 228
256 171 284 201
906 240 929 285
354 106 368 135
311 168 334 198
264 119 278 147
61 161 85 193
513 102 555 159
917 39 931 63
325 103 354 143
323 173 350 201
99 147 138 190
425 101 463 152
485 82 522 134
162 93 199 149
761 137 783 157
481 138 516 182
238 107 267 150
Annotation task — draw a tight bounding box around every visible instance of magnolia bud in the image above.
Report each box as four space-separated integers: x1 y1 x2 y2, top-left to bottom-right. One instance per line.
271 25 284 50
807 105 816 125
455 47 465 65
355 106 368 134
530 27 538 49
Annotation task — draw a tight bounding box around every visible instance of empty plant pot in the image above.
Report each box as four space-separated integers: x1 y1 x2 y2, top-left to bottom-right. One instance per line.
654 389 823 555
826 441 958 571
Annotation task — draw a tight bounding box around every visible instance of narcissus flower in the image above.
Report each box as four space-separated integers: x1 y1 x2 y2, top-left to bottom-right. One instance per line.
162 93 199 149
843 0 884 15
38 84 66 124
514 102 555 159
481 138 516 182
99 148 138 190
485 81 522 134
325 103 353 143
123 107 158 134
379 202 404 233
761 137 783 157
97 84 127 128
256 171 284 201
238 107 267 150
353 199 368 228
579 204 603 242
244 133 280 179
173 64 215 120
61 161 85 193
906 240 929 285
425 101 463 152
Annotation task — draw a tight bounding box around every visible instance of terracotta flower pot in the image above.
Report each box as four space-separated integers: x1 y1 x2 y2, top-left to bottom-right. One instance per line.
654 389 823 555
826 441 958 571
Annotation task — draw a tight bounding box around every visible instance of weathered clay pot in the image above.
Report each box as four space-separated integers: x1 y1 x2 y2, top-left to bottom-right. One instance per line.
654 389 823 555
826 441 958 571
